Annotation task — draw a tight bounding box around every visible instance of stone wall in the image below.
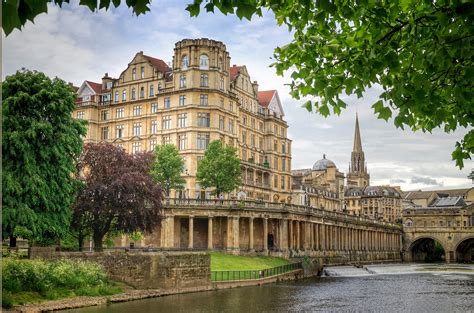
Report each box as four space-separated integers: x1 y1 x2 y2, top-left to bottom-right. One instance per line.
31 250 211 290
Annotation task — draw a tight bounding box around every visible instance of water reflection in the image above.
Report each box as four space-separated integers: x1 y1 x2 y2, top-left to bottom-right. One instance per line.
66 264 474 313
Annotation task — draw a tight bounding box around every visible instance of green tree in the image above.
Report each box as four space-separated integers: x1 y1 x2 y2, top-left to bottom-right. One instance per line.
2 69 86 247
188 0 474 168
3 0 151 36
150 144 186 197
196 140 241 197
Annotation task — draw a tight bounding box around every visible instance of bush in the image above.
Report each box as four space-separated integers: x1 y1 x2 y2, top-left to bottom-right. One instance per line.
2 258 109 293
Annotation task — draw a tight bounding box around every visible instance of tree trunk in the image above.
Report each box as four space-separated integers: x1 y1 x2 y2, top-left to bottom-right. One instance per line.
9 236 17 248
93 233 104 252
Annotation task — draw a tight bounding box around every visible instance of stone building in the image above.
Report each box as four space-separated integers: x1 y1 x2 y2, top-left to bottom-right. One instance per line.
343 115 402 222
291 156 345 211
402 188 474 210
345 186 402 222
73 38 292 202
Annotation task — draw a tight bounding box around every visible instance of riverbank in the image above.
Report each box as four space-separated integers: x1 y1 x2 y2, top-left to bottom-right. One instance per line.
5 252 300 312
6 269 304 313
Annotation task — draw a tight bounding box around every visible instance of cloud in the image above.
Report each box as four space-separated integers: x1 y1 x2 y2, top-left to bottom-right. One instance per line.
3 0 473 192
390 179 407 184
410 176 443 186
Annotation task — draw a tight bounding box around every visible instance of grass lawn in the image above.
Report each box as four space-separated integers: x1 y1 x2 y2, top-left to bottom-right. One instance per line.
210 252 289 271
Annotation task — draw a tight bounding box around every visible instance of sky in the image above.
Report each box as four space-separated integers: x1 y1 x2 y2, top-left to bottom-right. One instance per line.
3 0 473 191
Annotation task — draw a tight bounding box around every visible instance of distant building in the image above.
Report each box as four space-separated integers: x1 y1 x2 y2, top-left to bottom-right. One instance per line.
343 115 401 222
291 155 345 211
345 186 402 222
402 188 474 210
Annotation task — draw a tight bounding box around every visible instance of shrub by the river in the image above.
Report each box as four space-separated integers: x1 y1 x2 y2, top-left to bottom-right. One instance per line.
2 258 121 308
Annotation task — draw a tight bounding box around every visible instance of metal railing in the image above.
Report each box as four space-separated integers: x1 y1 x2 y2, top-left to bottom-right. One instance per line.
211 262 302 282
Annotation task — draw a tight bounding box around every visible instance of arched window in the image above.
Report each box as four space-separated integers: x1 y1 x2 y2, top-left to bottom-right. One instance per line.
220 77 224 90
149 84 154 97
200 54 209 69
405 219 413 227
132 68 136 80
182 55 189 70
122 90 126 101
131 88 136 100
114 91 119 103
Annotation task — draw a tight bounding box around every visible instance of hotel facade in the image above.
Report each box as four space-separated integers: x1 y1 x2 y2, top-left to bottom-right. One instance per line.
73 38 292 203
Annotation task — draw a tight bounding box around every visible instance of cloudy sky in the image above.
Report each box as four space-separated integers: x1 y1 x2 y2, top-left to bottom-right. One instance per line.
3 0 473 191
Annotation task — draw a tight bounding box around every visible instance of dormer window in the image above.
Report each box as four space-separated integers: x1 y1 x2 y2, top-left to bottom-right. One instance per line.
141 66 145 79
200 54 209 69
106 82 112 89
132 68 136 80
182 55 189 70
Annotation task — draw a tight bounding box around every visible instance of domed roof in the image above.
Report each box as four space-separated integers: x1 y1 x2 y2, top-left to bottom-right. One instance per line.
312 154 336 171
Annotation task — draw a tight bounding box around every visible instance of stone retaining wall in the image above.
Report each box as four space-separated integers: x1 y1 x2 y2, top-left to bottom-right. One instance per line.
30 250 211 290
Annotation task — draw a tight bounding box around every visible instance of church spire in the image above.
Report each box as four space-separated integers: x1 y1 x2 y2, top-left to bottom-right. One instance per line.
353 113 363 153
347 113 370 188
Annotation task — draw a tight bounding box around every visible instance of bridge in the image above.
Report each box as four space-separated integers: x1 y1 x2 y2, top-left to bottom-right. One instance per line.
402 204 474 263
119 199 403 263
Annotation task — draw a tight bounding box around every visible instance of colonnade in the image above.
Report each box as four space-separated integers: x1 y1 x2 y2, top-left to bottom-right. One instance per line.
162 214 402 254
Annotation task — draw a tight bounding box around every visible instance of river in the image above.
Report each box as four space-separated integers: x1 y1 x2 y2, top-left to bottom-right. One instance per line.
66 264 474 312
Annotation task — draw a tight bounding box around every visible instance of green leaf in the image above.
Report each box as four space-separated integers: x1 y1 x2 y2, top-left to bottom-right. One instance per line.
186 2 201 17
2 0 23 35
302 100 312 112
79 0 98 11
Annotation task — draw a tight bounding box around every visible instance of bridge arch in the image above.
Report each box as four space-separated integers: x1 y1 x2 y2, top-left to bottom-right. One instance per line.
408 236 447 263
454 236 474 263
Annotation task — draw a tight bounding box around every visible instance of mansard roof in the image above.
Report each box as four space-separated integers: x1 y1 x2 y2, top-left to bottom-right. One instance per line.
430 196 466 207
345 186 401 198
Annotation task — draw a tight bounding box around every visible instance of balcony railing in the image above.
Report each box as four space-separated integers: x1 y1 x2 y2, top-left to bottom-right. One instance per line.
165 198 402 229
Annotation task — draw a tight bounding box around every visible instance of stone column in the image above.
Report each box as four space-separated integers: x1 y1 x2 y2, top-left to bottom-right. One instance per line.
310 223 314 250
263 218 268 252
296 221 301 250
289 220 293 250
249 217 254 251
188 216 194 249
315 224 319 250
320 224 325 251
207 217 213 250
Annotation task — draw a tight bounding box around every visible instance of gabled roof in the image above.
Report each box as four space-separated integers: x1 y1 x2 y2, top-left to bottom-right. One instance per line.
230 65 242 81
435 188 470 197
143 54 170 74
258 90 276 108
402 190 437 200
85 81 102 94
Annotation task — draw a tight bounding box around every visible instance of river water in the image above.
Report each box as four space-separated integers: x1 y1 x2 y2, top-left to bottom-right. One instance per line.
67 264 474 313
